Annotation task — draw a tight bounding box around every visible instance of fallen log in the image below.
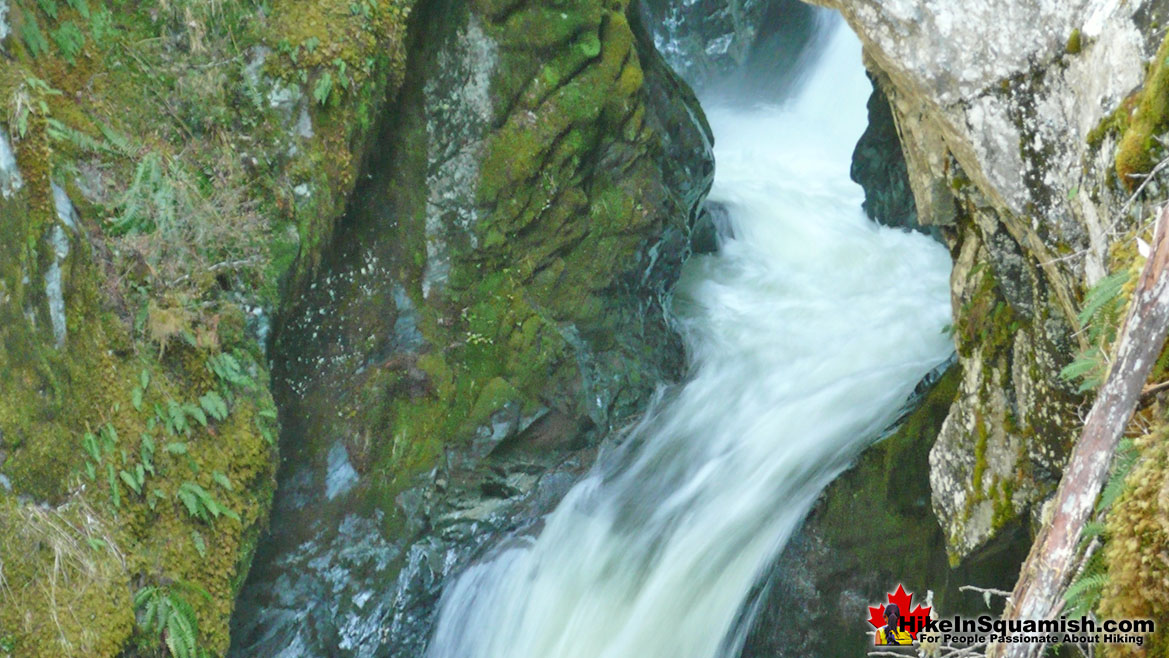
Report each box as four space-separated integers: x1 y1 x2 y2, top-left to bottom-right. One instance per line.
986 206 1169 658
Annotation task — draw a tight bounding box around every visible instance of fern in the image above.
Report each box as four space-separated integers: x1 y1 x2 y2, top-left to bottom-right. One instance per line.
1063 572 1110 618
198 391 228 421
63 0 89 19
134 584 210 658
20 9 50 58
1080 520 1108 543
313 71 333 105
88 8 115 45
1077 271 1130 327
207 352 254 389
176 481 240 523
50 20 85 64
36 0 58 20
1061 270 1134 393
98 121 134 155
46 117 103 151
1097 439 1138 513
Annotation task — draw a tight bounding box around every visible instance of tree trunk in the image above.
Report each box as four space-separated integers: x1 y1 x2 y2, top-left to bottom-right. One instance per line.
986 207 1169 658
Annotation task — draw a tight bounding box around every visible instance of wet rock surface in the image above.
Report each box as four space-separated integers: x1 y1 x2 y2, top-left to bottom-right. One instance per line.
229 0 713 653
850 74 934 240
638 0 822 100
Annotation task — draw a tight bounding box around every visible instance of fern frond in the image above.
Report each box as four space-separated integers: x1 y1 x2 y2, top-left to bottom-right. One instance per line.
1097 440 1139 513
1063 572 1109 618
1078 271 1131 326
1081 521 1108 543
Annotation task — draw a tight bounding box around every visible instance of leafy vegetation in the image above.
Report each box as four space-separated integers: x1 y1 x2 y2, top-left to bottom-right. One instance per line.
134 584 213 658
1059 270 1132 392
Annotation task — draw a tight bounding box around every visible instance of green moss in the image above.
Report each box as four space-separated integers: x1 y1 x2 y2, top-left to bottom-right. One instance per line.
1114 31 1169 188
956 262 1019 359
0 496 134 658
971 412 989 501
990 476 1015 532
1099 427 1169 657
1066 28 1083 56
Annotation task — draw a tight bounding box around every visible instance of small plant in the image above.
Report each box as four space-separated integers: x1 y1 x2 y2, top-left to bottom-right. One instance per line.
8 73 61 139
134 583 212 658
1060 270 1132 392
50 20 85 63
312 71 334 105
175 481 239 524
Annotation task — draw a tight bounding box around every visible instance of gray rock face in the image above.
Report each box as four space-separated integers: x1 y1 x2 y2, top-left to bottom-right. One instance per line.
808 0 1167 560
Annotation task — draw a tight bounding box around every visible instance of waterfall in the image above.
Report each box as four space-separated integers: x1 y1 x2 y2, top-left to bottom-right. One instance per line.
424 16 954 658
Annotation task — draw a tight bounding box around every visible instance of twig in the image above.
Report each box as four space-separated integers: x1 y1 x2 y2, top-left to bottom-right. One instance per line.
958 585 1012 607
1141 378 1169 398
167 256 263 287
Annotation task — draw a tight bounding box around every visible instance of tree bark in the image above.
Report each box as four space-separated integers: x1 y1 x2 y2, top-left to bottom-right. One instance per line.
986 207 1169 658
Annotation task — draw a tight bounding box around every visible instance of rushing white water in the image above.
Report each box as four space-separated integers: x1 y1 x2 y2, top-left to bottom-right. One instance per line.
425 18 954 658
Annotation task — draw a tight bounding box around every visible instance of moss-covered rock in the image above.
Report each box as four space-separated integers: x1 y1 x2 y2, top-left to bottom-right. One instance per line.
0 0 414 654
230 0 713 652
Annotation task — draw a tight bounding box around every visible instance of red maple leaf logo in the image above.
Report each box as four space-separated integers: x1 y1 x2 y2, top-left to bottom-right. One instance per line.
867 584 932 640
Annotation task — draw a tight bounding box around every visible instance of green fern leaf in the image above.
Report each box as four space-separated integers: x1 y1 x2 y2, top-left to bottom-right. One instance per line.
107 463 121 509
1063 572 1109 617
50 21 85 65
176 486 202 520
63 0 88 18
1081 520 1108 541
199 391 228 421
82 432 101 462
1092 438 1140 515
1078 271 1130 326
19 10 50 58
313 71 333 105
191 530 206 557
183 402 207 427
168 400 188 435
119 469 141 494
1060 349 1104 381
36 0 58 20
